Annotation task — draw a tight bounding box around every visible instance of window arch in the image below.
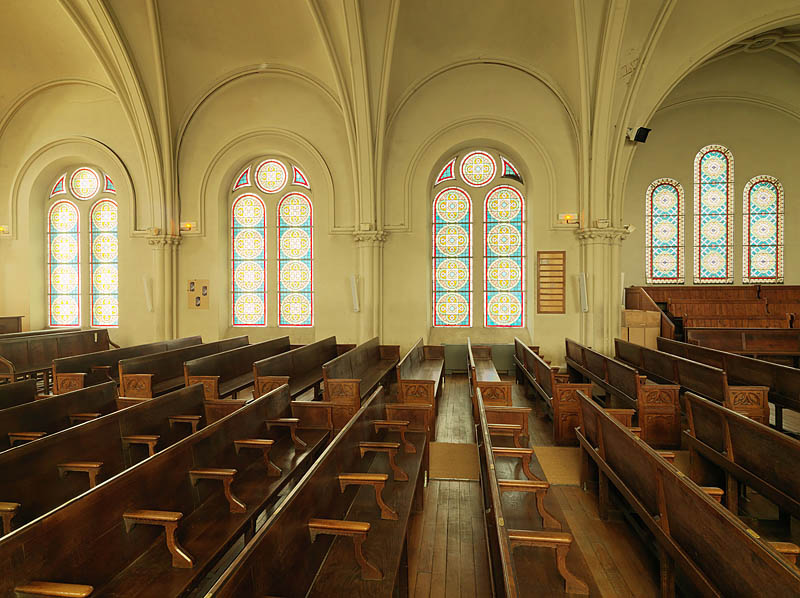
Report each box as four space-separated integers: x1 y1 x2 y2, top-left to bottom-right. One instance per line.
694 145 734 284
645 178 684 284
277 192 313 326
433 187 473 327
743 175 784 284
484 185 525 327
47 200 81 327
231 194 267 326
89 200 119 327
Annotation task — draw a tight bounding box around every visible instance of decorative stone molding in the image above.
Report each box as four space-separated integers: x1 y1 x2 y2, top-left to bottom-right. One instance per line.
353 230 389 246
147 234 182 247
574 226 630 243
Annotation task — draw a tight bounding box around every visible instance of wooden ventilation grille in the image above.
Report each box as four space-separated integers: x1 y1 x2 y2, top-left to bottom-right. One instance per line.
537 251 566 314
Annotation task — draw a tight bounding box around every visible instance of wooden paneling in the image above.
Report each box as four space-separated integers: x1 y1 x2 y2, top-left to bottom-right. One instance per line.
536 251 566 314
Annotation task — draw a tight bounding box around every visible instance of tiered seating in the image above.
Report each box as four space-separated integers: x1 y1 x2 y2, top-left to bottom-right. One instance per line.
204 385 427 597
476 387 589 595
683 314 791 328
53 336 202 393
467 338 511 408
252 335 354 399
0 385 327 597
184 336 291 400
667 298 768 317
576 390 800 596
513 338 591 445
565 338 681 448
684 327 800 365
0 329 116 392
0 384 210 536
684 392 800 521
0 380 37 411
322 337 399 429
615 338 770 424
118 337 248 398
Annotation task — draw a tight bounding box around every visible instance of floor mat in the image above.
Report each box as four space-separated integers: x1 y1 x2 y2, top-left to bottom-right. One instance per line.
429 442 480 480
532 446 581 486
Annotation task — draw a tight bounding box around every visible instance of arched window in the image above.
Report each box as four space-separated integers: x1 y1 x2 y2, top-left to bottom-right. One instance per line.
743 176 784 284
47 200 81 327
645 179 684 284
484 185 525 327
89 200 119 327
231 194 267 326
277 193 313 326
433 187 473 326
694 145 734 284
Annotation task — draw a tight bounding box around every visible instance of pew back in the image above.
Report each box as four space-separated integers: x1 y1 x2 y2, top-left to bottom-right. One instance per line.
253 335 343 397
0 380 37 411
684 327 800 356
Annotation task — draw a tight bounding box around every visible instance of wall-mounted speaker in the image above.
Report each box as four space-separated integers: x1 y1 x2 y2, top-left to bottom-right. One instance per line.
350 275 360 313
626 127 651 143
579 273 589 313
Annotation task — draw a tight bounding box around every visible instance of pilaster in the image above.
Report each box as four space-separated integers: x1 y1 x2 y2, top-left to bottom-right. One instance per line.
353 230 388 342
147 234 181 340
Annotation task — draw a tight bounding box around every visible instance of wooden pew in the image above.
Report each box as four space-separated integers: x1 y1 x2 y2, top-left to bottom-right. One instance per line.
514 338 591 445
396 338 444 415
0 381 121 452
683 327 800 365
667 298 768 317
52 336 202 393
184 336 291 400
0 385 327 597
252 335 355 399
565 338 681 448
476 387 589 596
467 338 511 407
0 328 66 339
615 338 770 424
0 384 216 537
322 337 399 429
0 329 116 393
684 391 800 521
0 380 37 411
0 316 23 334
640 285 760 302
576 390 800 597
204 385 427 597
119 337 248 398
683 314 791 329
658 336 800 432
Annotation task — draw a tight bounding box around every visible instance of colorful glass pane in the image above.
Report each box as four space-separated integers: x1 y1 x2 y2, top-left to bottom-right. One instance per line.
433 187 472 326
460 151 496 187
500 156 523 182
90 199 119 327
233 166 251 191
70 167 100 200
255 159 288 194
434 157 457 186
50 173 66 197
694 145 734 284
48 200 80 327
645 179 684 284
232 194 266 326
743 176 783 284
278 192 313 326
292 165 310 189
104 174 116 194
484 185 524 327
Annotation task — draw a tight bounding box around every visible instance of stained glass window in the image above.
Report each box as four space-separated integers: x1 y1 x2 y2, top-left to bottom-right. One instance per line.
433 187 472 327
51 174 66 197
233 166 251 191
48 200 81 327
500 156 523 183
255 159 288 194
70 167 101 200
278 192 313 326
743 176 783 284
645 179 684 284
484 185 524 327
435 157 457 186
694 145 734 284
232 194 267 326
460 151 496 187
291 165 310 189
90 199 119 327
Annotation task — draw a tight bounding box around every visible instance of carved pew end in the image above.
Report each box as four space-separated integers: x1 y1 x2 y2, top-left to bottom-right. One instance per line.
266 418 307 449
189 468 247 513
13 581 94 597
508 530 589 595
122 510 194 568
234 438 281 476
338 473 398 520
308 518 382 580
498 479 561 531
0 501 20 535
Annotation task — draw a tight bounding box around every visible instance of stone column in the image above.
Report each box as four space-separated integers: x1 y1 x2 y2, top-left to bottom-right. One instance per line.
353 230 388 343
147 234 181 340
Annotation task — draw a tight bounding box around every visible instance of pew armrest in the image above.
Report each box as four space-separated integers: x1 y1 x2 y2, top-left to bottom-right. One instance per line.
0 501 20 535
68 412 102 425
359 441 407 481
122 510 194 568
487 422 524 448
338 473 397 520
13 581 94 597
234 438 281 476
508 530 589 595
168 414 203 434
498 478 561 530
266 417 307 448
492 447 540 481
8 431 46 446
770 541 800 566
308 518 382 580
374 419 415 453
122 435 160 457
57 462 103 488
189 468 246 513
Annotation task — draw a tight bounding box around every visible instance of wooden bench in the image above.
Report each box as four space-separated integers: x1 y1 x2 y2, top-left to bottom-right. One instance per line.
184 336 292 400
0 329 116 393
467 338 511 409
118 337 248 398
396 338 444 410
565 338 681 448
204 385 427 597
322 337 399 429
615 338 770 425
667 298 768 317
0 380 37 411
0 384 327 596
52 336 202 394
575 389 800 596
0 384 214 536
684 327 800 366
683 314 791 328
253 335 355 399
684 391 800 522
476 388 589 596
514 338 591 445
640 285 760 302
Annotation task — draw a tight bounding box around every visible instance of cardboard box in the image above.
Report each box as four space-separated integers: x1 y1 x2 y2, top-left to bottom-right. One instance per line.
622 309 661 328
628 326 646 346
644 326 659 350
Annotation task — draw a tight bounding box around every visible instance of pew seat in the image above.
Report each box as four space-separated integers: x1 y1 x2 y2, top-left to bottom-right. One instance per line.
396 338 444 411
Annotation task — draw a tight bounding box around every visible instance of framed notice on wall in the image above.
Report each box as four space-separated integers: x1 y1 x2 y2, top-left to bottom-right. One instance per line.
537 251 566 314
187 279 209 310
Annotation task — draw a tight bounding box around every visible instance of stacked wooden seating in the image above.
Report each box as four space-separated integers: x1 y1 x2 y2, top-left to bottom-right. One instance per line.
0 384 327 597
0 384 214 537
667 298 768 318
184 336 291 401
658 336 800 432
615 338 770 424
684 391 800 523
576 389 800 596
0 380 37 411
513 338 591 445
0 329 116 392
684 327 800 365
476 387 589 596
52 336 202 393
204 385 427 597
641 286 760 302
565 338 681 448
395 337 444 416
467 338 511 409
118 336 248 398
322 337 400 429
683 314 791 328
252 335 355 399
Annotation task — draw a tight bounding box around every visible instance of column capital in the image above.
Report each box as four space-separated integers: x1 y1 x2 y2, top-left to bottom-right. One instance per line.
147 234 182 247
353 230 389 246
575 226 630 244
